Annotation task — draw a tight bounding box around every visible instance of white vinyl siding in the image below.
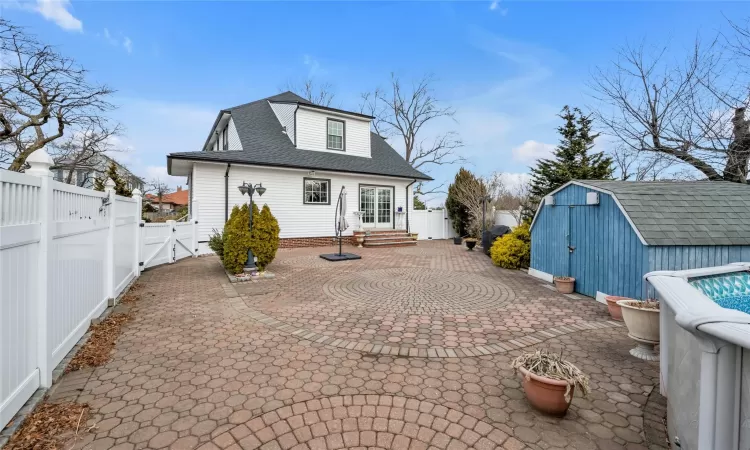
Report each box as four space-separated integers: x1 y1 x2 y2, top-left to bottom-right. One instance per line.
226 118 242 150
269 102 296 144
295 107 371 157
189 163 411 243
192 163 228 242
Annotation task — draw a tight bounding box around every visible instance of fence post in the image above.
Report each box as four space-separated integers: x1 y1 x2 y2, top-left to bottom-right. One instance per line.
167 219 176 263
104 179 116 305
191 200 199 257
26 148 54 388
132 189 142 275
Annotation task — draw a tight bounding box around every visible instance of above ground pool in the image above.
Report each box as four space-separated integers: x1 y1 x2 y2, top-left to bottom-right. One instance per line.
689 271 750 314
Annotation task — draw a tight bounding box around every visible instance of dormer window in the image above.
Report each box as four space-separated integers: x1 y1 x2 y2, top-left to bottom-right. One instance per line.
222 127 228 151
327 119 344 151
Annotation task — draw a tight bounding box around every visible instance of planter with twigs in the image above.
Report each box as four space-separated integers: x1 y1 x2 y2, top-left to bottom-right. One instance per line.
512 349 590 416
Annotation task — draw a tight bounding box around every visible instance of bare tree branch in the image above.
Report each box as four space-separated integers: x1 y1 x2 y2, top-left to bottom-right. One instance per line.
360 73 465 176
0 19 115 171
590 30 750 183
284 79 335 107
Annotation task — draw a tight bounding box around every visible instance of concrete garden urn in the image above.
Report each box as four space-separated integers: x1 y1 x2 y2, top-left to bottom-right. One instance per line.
554 277 575 294
617 300 660 361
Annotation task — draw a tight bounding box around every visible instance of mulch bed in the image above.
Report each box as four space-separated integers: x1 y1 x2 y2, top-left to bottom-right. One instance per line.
4 403 89 450
65 284 142 373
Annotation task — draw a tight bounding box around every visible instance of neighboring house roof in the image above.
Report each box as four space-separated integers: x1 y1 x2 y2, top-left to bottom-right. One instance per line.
53 154 145 185
168 92 431 181
145 189 189 206
538 180 750 246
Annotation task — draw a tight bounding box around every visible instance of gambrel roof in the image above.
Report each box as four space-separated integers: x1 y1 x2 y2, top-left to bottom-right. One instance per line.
535 180 750 246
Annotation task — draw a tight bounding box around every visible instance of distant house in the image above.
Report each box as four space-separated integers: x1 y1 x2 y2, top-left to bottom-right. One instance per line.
166 91 431 251
145 187 189 213
52 154 145 191
529 180 750 300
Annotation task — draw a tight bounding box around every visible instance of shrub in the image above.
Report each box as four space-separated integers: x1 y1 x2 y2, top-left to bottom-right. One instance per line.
208 228 224 261
222 204 252 273
490 222 531 269
249 204 280 271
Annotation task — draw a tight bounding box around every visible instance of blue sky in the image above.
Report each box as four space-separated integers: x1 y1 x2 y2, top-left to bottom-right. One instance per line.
3 1 746 204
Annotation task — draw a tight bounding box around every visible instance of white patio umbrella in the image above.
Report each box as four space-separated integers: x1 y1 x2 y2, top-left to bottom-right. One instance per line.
338 187 350 233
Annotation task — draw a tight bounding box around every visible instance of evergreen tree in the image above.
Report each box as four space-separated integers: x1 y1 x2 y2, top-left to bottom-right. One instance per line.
249 204 280 271
413 195 426 210
525 106 613 219
93 161 133 197
446 168 481 236
222 204 252 274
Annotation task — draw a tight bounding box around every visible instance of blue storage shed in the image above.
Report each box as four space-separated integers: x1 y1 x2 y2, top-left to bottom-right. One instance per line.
529 180 750 300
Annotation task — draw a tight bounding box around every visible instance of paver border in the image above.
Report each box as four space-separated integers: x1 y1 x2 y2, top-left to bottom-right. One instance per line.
226 292 624 358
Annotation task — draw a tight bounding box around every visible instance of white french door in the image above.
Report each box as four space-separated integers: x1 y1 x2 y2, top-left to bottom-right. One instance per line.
360 186 393 229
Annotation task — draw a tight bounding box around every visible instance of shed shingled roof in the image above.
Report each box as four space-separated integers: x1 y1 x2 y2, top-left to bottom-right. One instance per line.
576 180 750 246
167 92 431 181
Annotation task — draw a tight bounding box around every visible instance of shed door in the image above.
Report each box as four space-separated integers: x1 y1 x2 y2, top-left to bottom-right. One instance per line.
568 205 598 298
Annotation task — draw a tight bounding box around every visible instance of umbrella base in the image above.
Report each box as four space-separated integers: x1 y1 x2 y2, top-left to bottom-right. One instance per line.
319 253 362 262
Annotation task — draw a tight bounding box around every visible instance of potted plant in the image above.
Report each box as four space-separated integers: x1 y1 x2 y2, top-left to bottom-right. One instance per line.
617 299 660 360
604 295 630 321
453 236 463 245
512 349 590 416
554 276 575 294
464 238 477 251
409 232 419 240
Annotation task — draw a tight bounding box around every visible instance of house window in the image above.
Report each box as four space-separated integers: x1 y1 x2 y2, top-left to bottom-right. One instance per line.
222 128 228 151
327 119 344 150
304 178 330 204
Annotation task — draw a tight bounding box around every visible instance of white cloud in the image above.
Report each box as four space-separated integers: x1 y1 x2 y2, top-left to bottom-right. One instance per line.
35 0 82 32
303 54 326 77
489 0 508 15
100 28 133 54
123 37 133 54
144 165 186 188
512 140 555 163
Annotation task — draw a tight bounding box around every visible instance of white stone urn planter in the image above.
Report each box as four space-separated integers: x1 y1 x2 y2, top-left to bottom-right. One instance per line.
617 300 660 361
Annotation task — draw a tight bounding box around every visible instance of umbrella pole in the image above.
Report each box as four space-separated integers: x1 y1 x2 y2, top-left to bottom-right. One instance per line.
338 187 343 255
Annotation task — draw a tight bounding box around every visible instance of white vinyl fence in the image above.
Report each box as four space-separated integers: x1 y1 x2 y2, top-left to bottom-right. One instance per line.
410 209 457 240
0 149 198 430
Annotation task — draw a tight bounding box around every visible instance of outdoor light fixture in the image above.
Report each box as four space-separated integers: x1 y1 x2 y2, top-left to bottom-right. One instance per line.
237 181 267 270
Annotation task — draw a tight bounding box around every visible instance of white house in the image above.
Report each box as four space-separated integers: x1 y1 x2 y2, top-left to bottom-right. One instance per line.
167 92 431 251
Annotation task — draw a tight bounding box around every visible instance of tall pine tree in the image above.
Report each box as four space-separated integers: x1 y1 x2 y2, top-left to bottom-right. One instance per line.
446 168 481 236
525 106 613 219
94 161 133 197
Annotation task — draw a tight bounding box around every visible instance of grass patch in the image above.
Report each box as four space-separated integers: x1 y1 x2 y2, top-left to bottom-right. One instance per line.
5 403 89 450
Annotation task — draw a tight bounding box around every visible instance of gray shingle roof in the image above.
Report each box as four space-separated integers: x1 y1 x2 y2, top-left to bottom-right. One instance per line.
168 92 431 181
577 180 750 246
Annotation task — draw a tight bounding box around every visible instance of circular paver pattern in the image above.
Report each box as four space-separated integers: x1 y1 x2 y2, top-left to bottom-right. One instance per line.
323 268 514 314
217 395 508 450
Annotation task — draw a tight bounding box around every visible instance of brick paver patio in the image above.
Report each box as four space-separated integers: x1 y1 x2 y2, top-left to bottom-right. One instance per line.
52 241 660 450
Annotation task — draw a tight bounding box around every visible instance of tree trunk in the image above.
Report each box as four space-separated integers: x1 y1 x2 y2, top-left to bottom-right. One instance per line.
723 107 750 183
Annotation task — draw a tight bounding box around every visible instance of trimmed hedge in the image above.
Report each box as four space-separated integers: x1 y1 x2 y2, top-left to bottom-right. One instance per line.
490 222 531 269
222 204 252 274
249 204 280 271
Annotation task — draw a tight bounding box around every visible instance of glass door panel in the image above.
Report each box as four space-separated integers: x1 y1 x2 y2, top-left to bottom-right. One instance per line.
376 188 392 228
360 187 375 226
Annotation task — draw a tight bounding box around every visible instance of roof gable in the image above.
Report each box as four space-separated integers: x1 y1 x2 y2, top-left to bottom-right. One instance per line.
169 92 431 181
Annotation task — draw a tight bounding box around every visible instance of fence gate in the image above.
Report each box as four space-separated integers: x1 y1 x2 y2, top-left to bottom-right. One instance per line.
140 219 197 270
410 209 456 240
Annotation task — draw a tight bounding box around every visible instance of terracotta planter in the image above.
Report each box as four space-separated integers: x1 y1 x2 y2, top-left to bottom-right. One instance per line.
617 300 660 361
518 367 575 416
554 277 575 294
605 296 630 321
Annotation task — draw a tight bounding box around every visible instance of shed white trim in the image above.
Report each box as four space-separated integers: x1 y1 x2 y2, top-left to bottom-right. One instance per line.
529 180 649 246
